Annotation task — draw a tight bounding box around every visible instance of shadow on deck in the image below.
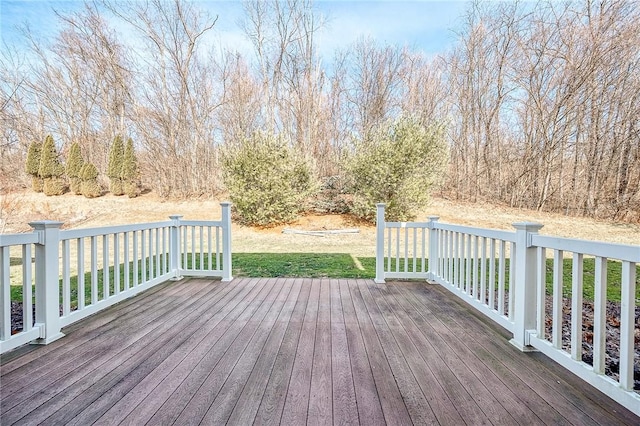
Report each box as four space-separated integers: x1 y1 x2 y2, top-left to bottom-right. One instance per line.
1 277 637 425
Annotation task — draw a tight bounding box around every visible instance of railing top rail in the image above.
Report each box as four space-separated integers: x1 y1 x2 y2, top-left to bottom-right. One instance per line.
531 234 640 262
385 221 430 228
179 220 224 227
0 232 39 247
433 222 516 242
60 220 174 240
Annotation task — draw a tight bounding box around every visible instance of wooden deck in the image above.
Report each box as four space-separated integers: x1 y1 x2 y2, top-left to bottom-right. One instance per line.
1 277 637 425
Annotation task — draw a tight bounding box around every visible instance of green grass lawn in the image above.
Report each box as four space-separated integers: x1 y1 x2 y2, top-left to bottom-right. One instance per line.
9 254 639 306
233 253 375 279
432 257 639 303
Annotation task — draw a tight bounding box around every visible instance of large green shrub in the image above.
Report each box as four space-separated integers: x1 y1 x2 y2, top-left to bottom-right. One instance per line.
108 136 125 195
345 116 448 222
222 131 316 226
25 140 43 192
66 142 84 195
121 138 139 198
80 162 101 198
39 135 66 196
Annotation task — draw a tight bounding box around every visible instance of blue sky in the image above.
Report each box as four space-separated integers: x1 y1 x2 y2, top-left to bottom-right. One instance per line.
0 0 468 59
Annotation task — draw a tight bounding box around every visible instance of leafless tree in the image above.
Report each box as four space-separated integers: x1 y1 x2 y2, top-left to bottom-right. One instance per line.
104 0 221 197
241 0 329 171
443 0 640 221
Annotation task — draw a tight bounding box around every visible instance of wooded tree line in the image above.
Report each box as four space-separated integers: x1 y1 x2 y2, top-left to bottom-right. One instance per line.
1 0 638 222
446 1 640 222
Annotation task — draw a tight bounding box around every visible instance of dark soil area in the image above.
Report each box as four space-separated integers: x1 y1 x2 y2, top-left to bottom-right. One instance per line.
542 297 640 391
11 301 35 332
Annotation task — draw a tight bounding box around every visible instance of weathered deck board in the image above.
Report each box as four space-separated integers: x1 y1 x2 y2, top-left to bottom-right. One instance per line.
90 277 264 425
383 284 521 423
308 278 333 425
329 279 358 425
368 284 481 424
348 279 413 425
1 277 638 425
253 278 312 425
403 282 633 425
280 277 320 424
339 279 385 425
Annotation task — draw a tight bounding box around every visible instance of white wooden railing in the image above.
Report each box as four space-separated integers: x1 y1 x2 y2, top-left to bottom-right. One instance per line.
0 202 232 354
375 203 640 416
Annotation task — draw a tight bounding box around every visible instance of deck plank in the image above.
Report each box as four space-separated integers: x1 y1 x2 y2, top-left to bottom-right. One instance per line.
356 280 439 425
0 278 194 383
384 284 522 424
280 278 320 424
0 278 179 372
136 277 273 424
163 277 285 425
308 278 333 426
348 279 413 425
406 282 639 425
226 278 303 425
253 278 312 425
400 282 569 424
113 277 269 425
33 279 231 425
339 279 386 425
199 278 297 424
77 277 261 425
368 283 480 424
0 277 637 426
329 278 359 425
2 278 220 425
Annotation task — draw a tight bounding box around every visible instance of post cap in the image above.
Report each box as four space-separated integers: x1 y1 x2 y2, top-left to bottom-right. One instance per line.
29 220 64 230
512 222 544 232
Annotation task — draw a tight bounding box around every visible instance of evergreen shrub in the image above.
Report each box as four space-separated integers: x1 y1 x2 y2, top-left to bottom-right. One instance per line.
345 116 448 222
108 136 124 195
25 140 43 192
121 138 139 198
80 163 101 198
39 135 66 196
66 142 84 195
222 131 316 226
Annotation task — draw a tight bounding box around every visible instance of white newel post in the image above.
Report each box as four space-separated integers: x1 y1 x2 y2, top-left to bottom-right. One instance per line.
29 221 65 345
169 215 183 280
427 216 440 281
510 222 544 351
375 203 386 284
221 202 233 282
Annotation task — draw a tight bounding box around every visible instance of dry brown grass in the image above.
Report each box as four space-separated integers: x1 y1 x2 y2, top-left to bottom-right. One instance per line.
2 190 638 257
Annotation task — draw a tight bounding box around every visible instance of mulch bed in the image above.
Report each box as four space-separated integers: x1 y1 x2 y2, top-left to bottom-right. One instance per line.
542 297 640 390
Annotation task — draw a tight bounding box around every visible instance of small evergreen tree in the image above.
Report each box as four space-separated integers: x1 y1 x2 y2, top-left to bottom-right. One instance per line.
222 131 316 226
66 142 84 195
80 162 101 198
25 140 44 192
107 136 125 195
345 116 448 222
121 138 139 198
39 135 66 196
